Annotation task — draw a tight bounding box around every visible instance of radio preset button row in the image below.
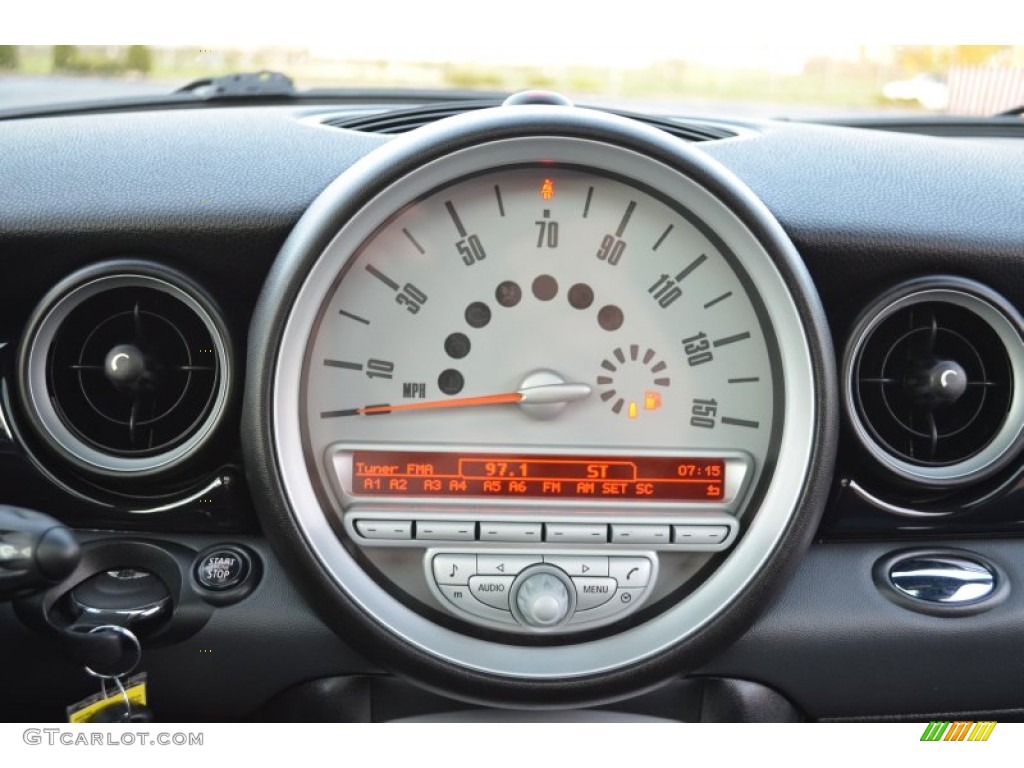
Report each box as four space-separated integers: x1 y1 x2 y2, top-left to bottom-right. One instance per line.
354 517 735 550
430 552 656 631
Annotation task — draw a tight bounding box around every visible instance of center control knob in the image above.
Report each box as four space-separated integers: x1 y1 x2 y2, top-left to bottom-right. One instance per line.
511 566 576 628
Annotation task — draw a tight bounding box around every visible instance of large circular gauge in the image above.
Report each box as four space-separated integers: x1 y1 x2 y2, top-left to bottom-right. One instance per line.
245 104 836 706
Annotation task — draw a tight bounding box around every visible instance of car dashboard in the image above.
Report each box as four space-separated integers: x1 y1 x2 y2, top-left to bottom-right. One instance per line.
2 94 1024 722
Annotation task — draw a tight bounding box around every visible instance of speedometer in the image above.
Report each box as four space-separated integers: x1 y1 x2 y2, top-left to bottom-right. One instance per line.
306 164 776 515
248 104 834 702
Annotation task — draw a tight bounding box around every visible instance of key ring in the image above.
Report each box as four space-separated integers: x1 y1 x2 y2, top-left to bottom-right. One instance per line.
83 625 142 680
97 675 134 716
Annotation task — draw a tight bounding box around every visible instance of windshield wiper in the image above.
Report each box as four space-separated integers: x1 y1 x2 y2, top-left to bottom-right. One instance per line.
175 70 297 99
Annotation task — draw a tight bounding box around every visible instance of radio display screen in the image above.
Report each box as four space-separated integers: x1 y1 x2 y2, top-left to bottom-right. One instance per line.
347 450 726 502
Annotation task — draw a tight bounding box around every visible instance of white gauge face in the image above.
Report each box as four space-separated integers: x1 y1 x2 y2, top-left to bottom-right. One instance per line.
303 165 779 495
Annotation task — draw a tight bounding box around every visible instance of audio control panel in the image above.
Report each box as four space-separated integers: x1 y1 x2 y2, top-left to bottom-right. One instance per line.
424 549 657 633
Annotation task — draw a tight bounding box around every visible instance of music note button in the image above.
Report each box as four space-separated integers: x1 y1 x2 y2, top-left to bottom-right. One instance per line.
432 554 477 586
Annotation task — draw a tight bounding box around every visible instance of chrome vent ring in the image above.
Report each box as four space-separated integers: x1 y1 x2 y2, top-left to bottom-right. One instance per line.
843 277 1024 487
17 262 233 478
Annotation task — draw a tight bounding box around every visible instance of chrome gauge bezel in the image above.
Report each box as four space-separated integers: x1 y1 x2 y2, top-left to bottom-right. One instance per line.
18 265 233 477
270 121 818 679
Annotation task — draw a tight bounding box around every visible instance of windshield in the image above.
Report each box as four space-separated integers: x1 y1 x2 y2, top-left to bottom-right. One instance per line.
1 44 1022 118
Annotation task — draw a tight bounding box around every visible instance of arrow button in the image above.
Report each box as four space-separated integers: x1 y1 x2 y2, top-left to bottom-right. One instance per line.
477 554 538 576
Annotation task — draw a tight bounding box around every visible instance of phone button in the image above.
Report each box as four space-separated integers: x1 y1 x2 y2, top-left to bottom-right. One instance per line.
609 557 652 587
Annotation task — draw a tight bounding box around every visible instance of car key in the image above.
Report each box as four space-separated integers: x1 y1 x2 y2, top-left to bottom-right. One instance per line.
67 625 153 723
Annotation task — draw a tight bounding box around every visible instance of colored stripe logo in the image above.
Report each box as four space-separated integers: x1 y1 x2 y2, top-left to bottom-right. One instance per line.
921 721 997 741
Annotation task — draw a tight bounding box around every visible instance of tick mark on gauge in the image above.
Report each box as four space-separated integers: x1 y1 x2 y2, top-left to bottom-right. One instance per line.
445 200 467 237
365 264 399 291
613 347 626 364
729 376 760 384
653 225 673 251
600 389 616 401
713 332 751 348
323 359 363 371
615 201 637 237
495 281 522 307
338 308 370 325
704 292 733 309
402 228 425 254
583 186 594 218
494 185 505 217
601 359 617 372
532 274 558 301
320 408 360 418
465 301 491 328
612 398 625 414
674 254 707 282
721 417 760 429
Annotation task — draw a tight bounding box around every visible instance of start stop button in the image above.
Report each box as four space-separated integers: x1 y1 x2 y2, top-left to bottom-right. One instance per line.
195 546 250 591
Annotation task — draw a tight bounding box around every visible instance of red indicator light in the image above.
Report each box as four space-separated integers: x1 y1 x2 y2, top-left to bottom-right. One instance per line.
540 179 555 200
644 391 662 411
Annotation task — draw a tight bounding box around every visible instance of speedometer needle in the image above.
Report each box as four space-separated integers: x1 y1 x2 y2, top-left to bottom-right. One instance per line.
357 381 592 415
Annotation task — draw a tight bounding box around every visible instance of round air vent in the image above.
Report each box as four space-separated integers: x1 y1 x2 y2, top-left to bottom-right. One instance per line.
844 277 1024 487
17 261 233 478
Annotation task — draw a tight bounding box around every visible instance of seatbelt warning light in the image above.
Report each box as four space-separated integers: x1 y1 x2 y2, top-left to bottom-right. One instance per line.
540 178 555 200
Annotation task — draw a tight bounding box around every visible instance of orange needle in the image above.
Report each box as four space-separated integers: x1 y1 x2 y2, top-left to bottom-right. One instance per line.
356 381 592 415
359 392 523 415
